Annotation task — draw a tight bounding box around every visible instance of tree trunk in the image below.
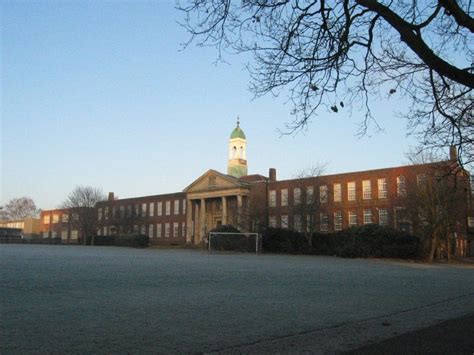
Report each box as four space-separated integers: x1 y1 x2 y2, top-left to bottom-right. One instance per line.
91 234 95 246
428 234 437 262
447 233 451 263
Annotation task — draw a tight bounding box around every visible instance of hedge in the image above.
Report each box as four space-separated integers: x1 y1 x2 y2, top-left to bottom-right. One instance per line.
262 224 422 259
262 227 309 254
88 234 150 248
207 225 257 252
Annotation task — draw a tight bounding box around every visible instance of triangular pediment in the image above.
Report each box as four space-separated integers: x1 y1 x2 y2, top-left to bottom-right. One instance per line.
183 169 248 193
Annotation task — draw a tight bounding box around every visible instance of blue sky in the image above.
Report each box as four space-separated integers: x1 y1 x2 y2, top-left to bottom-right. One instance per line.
1 1 424 210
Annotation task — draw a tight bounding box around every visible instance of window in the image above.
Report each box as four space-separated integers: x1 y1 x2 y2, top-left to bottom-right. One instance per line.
364 209 372 224
43 231 49 238
105 207 109 220
98 208 102 220
347 182 356 201
165 201 171 216
334 211 343 231
157 202 163 216
71 230 78 240
61 230 68 240
142 203 147 217
269 216 277 228
62 214 69 223
156 223 162 238
468 217 474 228
140 225 146 234
397 175 406 197
183 199 186 214
174 200 180 215
320 213 328 232
134 204 139 216
165 223 170 238
294 188 301 205
417 174 427 186
294 214 302 232
395 207 410 232
348 211 357 227
52 214 59 224
333 183 341 202
269 190 276 207
379 208 388 226
378 178 387 198
281 189 288 206
173 222 179 237
208 176 216 186
320 185 328 203
281 215 288 228
133 225 138 233
149 224 154 238
182 222 186 237
112 207 117 218
103 226 108 235
120 206 125 217
362 180 371 199
149 202 155 217
126 205 132 217
98 228 102 236
306 186 314 204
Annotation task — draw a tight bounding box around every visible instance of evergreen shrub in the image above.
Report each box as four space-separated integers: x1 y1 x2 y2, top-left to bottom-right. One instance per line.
261 227 308 254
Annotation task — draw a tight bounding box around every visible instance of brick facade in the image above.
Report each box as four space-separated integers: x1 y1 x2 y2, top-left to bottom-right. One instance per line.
39 158 474 255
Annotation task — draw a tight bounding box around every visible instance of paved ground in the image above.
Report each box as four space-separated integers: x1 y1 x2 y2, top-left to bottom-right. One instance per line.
1 245 473 354
345 313 474 355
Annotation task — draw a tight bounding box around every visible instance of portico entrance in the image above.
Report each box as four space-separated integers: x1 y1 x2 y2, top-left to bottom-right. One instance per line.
183 170 250 244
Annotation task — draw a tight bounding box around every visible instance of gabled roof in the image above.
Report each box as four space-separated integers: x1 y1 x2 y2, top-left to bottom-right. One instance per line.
239 174 267 183
183 169 250 193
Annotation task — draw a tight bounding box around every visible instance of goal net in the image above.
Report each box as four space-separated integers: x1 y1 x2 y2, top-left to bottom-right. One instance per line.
207 232 262 254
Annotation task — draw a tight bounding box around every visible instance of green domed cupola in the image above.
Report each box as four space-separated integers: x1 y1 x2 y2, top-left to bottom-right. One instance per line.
227 116 248 178
230 119 246 139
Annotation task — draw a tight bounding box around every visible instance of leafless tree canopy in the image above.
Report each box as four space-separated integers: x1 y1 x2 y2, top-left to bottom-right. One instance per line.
61 186 105 245
0 197 40 221
178 0 473 167
292 164 326 247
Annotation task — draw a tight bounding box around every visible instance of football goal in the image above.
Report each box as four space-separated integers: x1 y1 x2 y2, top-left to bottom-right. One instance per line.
208 232 262 254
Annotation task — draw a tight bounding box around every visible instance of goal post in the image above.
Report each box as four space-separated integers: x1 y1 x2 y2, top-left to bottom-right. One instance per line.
208 232 262 254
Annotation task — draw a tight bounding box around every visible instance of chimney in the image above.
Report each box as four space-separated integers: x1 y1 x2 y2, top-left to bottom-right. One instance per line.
449 146 458 162
108 192 114 201
269 168 277 182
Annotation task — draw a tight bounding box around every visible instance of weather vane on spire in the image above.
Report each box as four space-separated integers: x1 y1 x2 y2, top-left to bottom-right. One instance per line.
237 116 240 127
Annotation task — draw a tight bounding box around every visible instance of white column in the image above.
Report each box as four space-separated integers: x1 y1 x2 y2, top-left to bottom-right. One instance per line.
186 199 193 244
222 196 227 225
200 198 206 242
237 195 242 227
194 202 200 245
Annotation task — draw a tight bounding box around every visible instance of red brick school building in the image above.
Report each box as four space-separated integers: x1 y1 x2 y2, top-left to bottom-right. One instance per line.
40 121 474 255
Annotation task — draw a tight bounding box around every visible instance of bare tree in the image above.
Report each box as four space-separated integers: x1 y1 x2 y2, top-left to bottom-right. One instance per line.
107 203 149 235
1 197 40 221
292 164 327 248
405 162 469 262
61 186 105 246
178 1 473 167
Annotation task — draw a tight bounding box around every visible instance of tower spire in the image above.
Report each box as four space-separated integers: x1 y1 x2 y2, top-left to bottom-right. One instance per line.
228 118 247 178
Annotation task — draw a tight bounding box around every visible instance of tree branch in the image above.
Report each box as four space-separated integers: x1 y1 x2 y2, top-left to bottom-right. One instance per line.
356 0 474 88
